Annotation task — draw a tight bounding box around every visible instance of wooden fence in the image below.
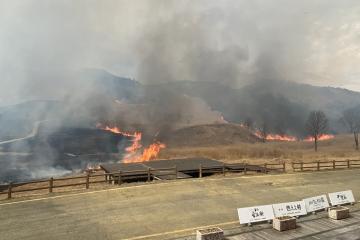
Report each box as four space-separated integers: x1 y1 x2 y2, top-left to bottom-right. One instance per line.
5 160 359 200
292 159 360 172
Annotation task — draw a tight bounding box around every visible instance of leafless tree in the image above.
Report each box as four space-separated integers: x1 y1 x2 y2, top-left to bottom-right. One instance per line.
341 109 360 150
306 111 328 151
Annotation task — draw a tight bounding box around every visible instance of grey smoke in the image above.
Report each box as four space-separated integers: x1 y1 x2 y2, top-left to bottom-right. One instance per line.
0 0 359 101
0 0 360 181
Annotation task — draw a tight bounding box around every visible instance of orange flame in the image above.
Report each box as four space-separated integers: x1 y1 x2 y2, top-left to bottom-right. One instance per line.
123 142 166 163
141 142 166 161
304 134 335 142
254 131 297 142
97 124 165 163
264 133 297 142
242 123 335 142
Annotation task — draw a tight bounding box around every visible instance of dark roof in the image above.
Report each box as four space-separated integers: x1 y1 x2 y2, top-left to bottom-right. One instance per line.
144 158 223 171
100 163 148 175
100 158 223 173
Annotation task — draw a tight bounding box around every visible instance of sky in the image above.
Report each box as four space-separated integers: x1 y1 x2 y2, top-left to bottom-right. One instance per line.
0 0 359 105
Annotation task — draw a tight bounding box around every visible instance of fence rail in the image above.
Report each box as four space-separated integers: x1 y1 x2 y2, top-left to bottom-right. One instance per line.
1 160 358 199
292 159 360 172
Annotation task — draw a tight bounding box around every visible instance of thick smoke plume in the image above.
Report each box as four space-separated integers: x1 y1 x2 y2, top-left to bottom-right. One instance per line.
0 0 359 101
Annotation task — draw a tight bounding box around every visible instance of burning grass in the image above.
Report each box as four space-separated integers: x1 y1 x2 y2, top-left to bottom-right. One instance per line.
96 124 166 163
159 134 359 164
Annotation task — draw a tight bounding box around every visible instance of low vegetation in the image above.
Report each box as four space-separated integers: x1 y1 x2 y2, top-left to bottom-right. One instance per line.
159 134 359 164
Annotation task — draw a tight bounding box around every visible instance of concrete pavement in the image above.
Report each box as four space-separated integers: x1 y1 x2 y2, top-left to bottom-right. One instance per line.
0 169 360 240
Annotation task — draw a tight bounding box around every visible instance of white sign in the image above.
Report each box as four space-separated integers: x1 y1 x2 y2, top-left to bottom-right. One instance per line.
303 195 330 212
328 190 355 206
237 205 274 224
272 201 307 217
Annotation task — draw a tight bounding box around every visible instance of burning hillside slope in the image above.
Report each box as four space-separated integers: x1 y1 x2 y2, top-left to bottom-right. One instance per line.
163 123 335 148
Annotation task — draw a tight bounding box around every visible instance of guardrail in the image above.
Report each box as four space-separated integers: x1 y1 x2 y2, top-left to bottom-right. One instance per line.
2 160 358 200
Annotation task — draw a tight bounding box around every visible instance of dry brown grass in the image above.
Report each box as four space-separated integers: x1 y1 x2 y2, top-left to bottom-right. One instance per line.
159 134 360 164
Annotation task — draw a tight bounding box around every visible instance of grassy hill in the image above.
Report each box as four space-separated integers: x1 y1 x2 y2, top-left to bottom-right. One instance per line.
163 123 259 147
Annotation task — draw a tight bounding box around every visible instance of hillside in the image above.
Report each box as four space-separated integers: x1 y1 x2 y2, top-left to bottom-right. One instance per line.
154 79 360 135
2 70 360 140
0 100 62 141
163 123 259 147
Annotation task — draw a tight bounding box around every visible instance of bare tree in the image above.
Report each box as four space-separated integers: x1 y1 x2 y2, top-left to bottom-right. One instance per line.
341 109 360 150
306 111 328 151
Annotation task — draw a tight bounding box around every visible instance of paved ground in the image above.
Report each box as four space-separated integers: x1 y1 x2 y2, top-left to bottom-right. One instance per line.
225 208 360 240
0 169 360 240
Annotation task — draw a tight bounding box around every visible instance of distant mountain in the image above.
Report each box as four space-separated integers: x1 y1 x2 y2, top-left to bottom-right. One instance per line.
150 79 360 135
77 68 141 101
1 70 360 139
0 70 141 140
240 79 360 119
0 100 62 140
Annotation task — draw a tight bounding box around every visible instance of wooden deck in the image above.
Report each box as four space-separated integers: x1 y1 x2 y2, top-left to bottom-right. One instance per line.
228 209 360 240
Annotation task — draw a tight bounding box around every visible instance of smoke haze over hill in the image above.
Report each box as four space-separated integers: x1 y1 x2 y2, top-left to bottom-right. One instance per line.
1 0 360 105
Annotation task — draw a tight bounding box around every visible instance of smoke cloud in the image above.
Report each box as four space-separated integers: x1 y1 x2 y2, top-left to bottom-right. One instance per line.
0 0 359 101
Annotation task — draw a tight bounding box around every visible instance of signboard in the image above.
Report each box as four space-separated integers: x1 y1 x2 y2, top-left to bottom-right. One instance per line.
328 190 355 206
272 201 307 217
237 205 274 224
303 195 330 212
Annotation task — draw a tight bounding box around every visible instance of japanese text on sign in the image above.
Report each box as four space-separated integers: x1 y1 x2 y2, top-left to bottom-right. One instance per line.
272 201 307 217
237 205 274 224
328 190 355 206
303 195 330 212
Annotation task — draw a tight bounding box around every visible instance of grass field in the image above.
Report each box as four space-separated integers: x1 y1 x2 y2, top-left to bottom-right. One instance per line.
159 134 360 164
2 134 359 201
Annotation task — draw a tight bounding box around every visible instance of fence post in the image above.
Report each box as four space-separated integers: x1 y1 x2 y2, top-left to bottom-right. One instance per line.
118 171 122 185
49 177 53 193
333 160 336 169
147 168 151 182
283 162 286 172
264 163 268 174
174 165 178 179
222 163 226 176
86 173 90 189
244 163 247 175
300 162 304 172
347 159 350 168
317 161 320 171
291 162 295 172
199 164 202 178
7 182 12 199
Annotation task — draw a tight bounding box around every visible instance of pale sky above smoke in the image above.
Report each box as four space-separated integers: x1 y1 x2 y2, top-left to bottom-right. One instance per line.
0 0 360 105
